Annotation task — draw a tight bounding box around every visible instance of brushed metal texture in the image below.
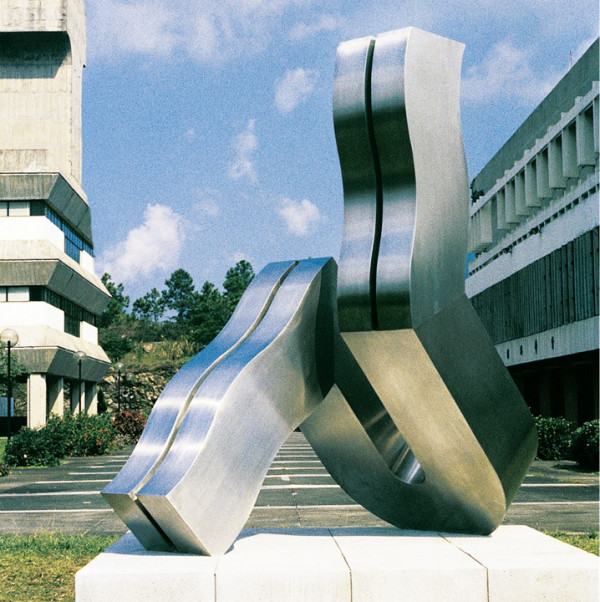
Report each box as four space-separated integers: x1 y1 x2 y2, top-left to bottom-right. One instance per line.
103 25 537 554
302 26 537 535
136 257 337 555
333 35 380 332
102 260 297 550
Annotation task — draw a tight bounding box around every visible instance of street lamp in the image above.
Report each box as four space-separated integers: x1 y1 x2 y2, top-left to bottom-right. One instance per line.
0 328 19 441
115 362 124 411
125 373 134 411
74 351 87 414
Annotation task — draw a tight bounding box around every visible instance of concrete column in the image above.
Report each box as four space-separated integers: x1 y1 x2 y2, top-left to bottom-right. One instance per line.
47 376 64 418
563 367 578 424
71 380 85 414
85 382 98 415
27 374 47 428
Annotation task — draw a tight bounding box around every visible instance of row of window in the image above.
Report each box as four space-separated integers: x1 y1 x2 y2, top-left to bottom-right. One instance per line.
471 229 599 344
0 285 97 337
469 93 599 256
0 200 94 262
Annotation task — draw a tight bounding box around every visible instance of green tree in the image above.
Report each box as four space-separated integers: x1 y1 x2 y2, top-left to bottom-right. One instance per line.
162 269 198 323
223 260 254 312
98 274 134 361
132 288 165 323
190 281 228 349
98 273 130 328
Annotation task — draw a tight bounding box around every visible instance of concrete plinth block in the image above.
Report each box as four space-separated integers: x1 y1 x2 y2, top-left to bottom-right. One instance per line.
217 529 350 601
76 527 599 602
75 532 218 602
446 526 599 602
331 527 487 601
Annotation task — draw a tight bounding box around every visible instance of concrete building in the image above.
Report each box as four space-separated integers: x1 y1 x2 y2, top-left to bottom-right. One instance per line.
467 39 599 424
0 0 110 431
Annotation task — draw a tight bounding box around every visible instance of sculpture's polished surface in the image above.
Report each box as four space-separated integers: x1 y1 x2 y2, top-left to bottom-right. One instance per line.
104 26 537 555
302 27 537 534
102 260 298 550
105 258 337 555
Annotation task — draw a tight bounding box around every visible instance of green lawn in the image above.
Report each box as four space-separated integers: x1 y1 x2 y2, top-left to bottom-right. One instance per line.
0 534 119 602
0 532 597 601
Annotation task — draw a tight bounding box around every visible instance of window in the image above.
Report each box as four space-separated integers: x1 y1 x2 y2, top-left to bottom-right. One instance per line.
9 201 30 217
0 201 30 217
0 287 30 302
46 207 94 262
29 286 97 328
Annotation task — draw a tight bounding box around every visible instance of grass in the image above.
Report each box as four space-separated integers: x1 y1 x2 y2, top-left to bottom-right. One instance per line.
0 531 597 601
0 534 119 601
548 530 599 555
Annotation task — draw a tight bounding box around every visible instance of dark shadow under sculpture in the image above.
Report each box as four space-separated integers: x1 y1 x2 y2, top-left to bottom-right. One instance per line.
103 26 537 556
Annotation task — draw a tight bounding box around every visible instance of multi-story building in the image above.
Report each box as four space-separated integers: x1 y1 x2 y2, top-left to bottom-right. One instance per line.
467 39 599 424
0 0 110 431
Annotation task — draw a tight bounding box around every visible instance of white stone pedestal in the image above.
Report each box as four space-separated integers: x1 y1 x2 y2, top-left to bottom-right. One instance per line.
75 526 599 602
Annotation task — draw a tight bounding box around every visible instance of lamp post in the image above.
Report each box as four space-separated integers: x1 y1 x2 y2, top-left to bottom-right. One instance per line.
0 329 19 441
115 362 124 412
125 373 134 411
74 351 87 414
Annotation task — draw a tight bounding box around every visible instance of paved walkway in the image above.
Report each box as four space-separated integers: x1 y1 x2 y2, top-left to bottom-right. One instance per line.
0 432 597 536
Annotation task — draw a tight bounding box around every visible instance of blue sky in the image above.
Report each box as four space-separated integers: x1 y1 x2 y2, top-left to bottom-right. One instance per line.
82 0 598 301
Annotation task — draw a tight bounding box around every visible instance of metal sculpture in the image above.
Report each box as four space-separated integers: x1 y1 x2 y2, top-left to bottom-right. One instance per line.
302 27 537 534
103 26 537 556
103 258 336 555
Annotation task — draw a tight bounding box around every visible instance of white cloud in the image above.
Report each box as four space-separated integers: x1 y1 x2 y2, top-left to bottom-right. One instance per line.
228 120 258 182
278 198 321 236
87 0 305 63
87 0 176 59
99 204 184 283
288 14 340 40
194 199 221 217
462 40 562 106
275 68 319 114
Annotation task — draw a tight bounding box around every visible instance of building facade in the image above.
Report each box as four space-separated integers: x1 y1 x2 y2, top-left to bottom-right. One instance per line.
0 0 110 430
467 40 599 424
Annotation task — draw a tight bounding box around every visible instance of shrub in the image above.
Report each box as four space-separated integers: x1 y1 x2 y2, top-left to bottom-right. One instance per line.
0 463 11 476
570 420 599 470
67 413 117 457
3 426 65 467
2 412 118 467
534 416 575 460
112 410 146 444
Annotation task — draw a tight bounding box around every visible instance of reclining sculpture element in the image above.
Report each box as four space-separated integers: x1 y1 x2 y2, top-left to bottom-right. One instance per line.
103 26 537 555
103 258 337 554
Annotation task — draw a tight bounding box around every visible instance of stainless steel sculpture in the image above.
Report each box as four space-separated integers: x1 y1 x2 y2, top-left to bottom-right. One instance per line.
302 27 537 534
103 258 336 555
104 26 537 555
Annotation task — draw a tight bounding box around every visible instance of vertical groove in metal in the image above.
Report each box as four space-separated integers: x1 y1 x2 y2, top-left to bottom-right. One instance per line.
363 38 382 331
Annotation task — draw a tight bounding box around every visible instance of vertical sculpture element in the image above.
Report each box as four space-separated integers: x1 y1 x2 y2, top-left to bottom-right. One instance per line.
104 26 537 555
301 27 537 534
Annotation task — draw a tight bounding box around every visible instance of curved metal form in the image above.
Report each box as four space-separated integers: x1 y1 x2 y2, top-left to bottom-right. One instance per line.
301 26 537 535
104 25 537 554
133 257 336 555
333 35 379 332
102 260 297 550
